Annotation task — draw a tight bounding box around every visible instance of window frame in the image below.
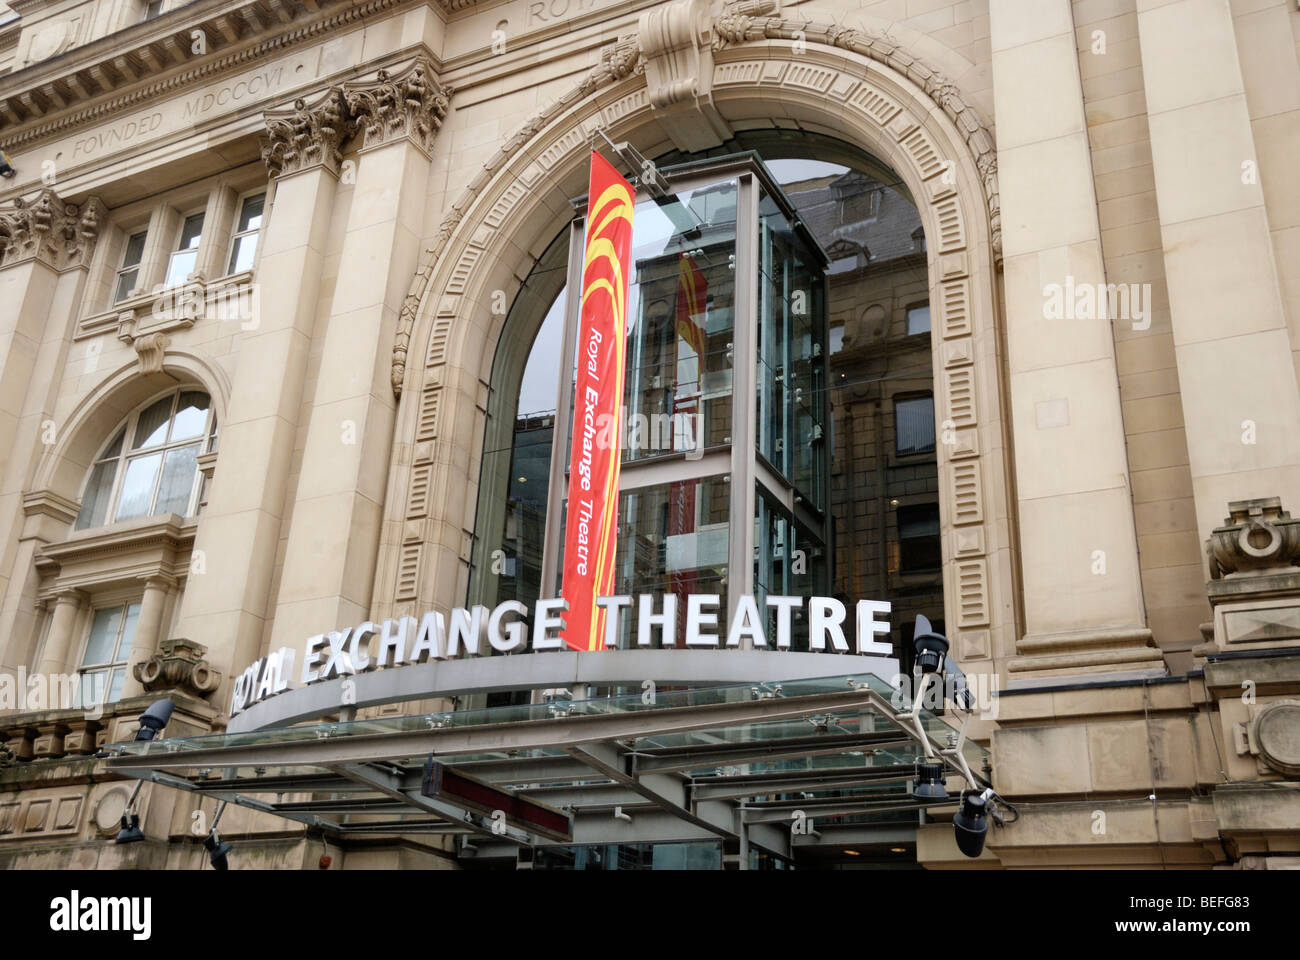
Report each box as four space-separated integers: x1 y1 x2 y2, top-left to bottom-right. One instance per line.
74 388 218 532
225 190 267 277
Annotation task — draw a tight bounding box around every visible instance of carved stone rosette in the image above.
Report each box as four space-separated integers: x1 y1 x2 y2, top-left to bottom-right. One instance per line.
0 188 106 271
132 636 222 700
260 87 355 179
1207 498 1300 580
344 58 450 155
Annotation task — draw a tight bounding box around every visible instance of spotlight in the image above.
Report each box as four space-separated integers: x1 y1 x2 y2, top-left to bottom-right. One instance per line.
953 788 995 858
912 614 949 675
203 830 232 870
0 151 14 179
115 812 144 844
912 759 948 801
134 699 174 742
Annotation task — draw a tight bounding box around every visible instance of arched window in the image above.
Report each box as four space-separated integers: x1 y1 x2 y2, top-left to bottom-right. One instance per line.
75 389 218 530
471 134 944 666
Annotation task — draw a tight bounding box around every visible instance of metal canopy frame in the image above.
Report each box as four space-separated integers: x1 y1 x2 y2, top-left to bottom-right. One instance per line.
104 673 989 865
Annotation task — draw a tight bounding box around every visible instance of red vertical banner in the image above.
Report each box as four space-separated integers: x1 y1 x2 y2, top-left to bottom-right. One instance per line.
560 152 635 652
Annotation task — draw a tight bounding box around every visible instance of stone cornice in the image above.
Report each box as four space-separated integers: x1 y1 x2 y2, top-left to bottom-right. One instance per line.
0 0 416 154
0 186 105 270
35 513 198 584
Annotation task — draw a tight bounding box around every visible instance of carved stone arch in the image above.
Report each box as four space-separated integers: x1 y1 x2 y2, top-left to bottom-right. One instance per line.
379 25 1018 675
33 350 231 509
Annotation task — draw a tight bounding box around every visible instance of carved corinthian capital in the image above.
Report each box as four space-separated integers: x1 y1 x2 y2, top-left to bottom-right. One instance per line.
344 58 451 155
260 87 356 179
0 189 106 270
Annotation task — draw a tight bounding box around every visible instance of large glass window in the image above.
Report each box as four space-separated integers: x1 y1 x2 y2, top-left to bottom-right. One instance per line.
473 136 944 669
75 389 217 530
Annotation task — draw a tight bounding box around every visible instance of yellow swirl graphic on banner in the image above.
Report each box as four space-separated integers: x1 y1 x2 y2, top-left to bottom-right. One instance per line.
579 181 633 650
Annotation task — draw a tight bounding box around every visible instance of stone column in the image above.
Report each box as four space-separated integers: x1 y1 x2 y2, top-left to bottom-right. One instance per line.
171 89 352 705
267 62 446 667
0 192 104 673
1134 0 1300 543
35 588 86 678
990 0 1161 682
119 574 176 699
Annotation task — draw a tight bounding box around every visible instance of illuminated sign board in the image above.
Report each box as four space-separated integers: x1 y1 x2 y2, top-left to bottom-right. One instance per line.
229 594 895 716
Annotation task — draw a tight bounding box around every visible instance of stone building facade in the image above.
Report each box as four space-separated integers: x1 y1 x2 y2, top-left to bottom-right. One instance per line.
0 0 1297 869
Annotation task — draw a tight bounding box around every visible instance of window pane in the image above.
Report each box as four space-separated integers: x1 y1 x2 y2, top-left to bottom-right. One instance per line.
237 194 265 232
177 213 204 249
116 602 142 660
171 391 210 441
609 476 730 649
100 427 125 461
75 458 119 530
107 667 127 704
132 396 173 449
165 248 198 287
122 232 147 268
81 671 108 709
156 444 200 515
114 268 139 303
114 453 162 521
622 180 737 462
906 305 931 335
82 607 123 666
227 234 257 274
895 396 935 456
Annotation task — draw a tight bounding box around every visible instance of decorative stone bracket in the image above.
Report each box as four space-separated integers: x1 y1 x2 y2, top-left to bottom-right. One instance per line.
132 636 222 700
1207 498 1300 580
639 0 732 151
0 188 105 271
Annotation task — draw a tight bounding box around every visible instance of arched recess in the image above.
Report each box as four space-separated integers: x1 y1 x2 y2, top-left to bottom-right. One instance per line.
377 24 1019 677
32 350 232 511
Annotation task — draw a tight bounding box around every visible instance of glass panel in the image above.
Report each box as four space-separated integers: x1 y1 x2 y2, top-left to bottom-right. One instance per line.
754 494 825 651
114 268 140 303
75 458 119 530
101 427 125 461
906 304 931 335
114 453 162 521
82 606 123 666
132 396 173 449
623 179 737 461
177 212 204 249
171 391 210 441
116 602 142 660
156 444 200 515
81 671 108 710
756 190 826 508
236 194 265 233
107 667 126 704
610 475 729 649
165 249 198 287
121 231 147 268
228 235 257 274
895 396 935 456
